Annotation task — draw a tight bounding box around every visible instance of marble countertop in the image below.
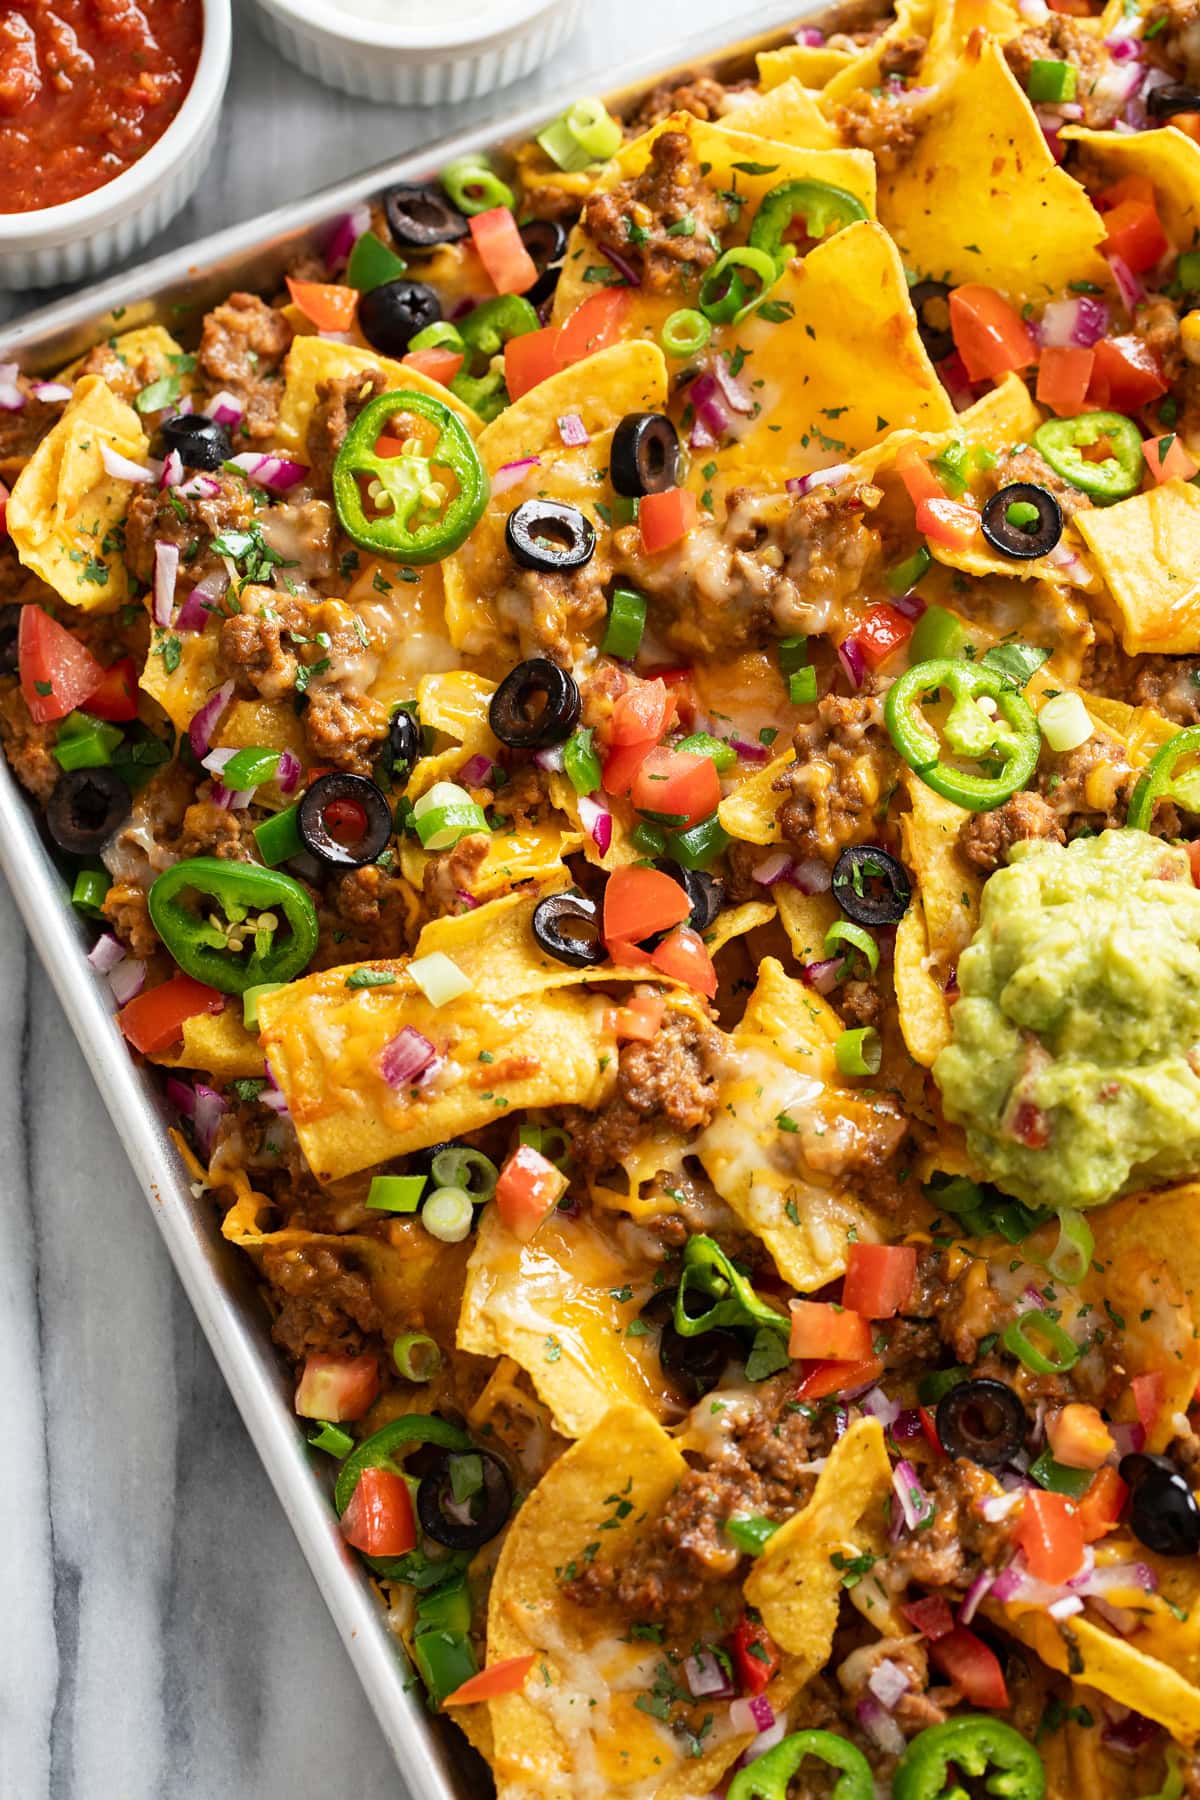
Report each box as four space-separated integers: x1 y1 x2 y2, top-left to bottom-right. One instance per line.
0 0 745 1794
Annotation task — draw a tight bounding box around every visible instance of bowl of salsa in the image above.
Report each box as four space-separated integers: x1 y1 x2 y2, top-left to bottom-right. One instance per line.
0 0 232 289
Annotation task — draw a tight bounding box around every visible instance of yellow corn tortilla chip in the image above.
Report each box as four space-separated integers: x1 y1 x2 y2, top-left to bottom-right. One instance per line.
138 624 223 736
151 1006 265 1081
718 751 791 846
719 78 838 149
693 957 888 1288
1075 480 1200 653
55 323 188 389
775 883 840 965
1065 124 1200 259
8 376 147 609
879 41 1109 299
399 815 584 902
923 0 1026 77
757 43 856 89
820 0 936 107
274 334 481 460
895 772 983 1066
343 556 457 705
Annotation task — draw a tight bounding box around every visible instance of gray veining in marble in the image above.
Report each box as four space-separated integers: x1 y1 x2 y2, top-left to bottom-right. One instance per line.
0 0 746 1794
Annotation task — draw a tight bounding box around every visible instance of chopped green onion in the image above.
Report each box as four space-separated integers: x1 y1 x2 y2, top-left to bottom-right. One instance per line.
564 727 602 796
519 1122 573 1167
346 229 408 293
393 1331 443 1382
430 1145 499 1199
1179 250 1200 292
1039 692 1093 755
1046 1207 1094 1286
254 802 303 867
699 245 779 326
1002 1310 1081 1375
242 981 284 1030
221 745 282 790
931 441 973 498
449 1451 484 1502
1027 58 1077 103
408 950 472 1007
824 919 879 976
676 730 737 773
308 1420 355 1458
670 816 730 870
630 820 667 856
54 712 122 772
537 98 622 171
910 603 966 663
1028 1449 1094 1498
917 1366 969 1405
789 666 818 705
611 494 640 526
777 635 809 674
661 308 712 358
835 1026 882 1077
413 781 488 850
1006 499 1041 531
366 1173 427 1213
71 867 111 915
441 155 514 215
408 320 466 356
725 1515 782 1557
422 1185 476 1243
886 545 932 597
601 584 648 659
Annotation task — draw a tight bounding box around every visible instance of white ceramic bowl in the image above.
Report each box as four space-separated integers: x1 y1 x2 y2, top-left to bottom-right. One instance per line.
253 0 582 105
0 0 232 291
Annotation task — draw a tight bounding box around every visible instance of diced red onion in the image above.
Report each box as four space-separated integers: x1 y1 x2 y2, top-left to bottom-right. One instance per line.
0 478 8 535
689 370 732 444
192 1084 229 1158
32 381 72 403
176 588 217 633
892 1460 935 1533
684 1649 735 1700
174 394 195 417
837 636 866 691
598 242 641 287
202 746 237 778
1088 1594 1140 1636
0 364 24 411
1094 60 1144 109
579 793 613 855
108 957 146 1005
730 736 769 764
87 933 126 974
787 462 853 497
276 749 301 795
557 411 590 448
890 591 927 623
857 1695 906 1757
188 680 235 759
159 448 184 489
1040 299 1082 348
1049 1594 1085 1621
454 889 480 911
325 202 372 272
752 850 793 887
532 744 566 774
735 1717 788 1768
1074 295 1109 346
1108 253 1144 311
1110 1421 1145 1458
1105 32 1143 60
713 354 755 416
789 857 832 896
208 390 245 429
228 451 308 493
860 1386 902 1429
493 456 540 494
100 442 157 484
165 1075 196 1118
730 1694 775 1736
458 752 495 787
959 1568 995 1624
794 24 825 42
178 473 222 499
1072 1558 1156 1598
153 541 179 627
1101 1707 1162 1755
800 956 840 995
260 1061 290 1114
1022 1282 1048 1311
892 1408 924 1442
210 779 254 812
380 1026 438 1087
831 1404 849 1439
867 1658 911 1710
1038 119 1065 165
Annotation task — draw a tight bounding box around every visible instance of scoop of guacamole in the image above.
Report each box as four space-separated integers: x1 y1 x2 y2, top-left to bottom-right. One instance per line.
933 828 1200 1210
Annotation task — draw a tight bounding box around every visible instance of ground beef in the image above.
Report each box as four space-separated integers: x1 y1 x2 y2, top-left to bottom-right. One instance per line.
625 74 731 134
880 33 928 77
774 692 895 862
1083 638 1200 725
980 445 1093 525
834 92 923 171
582 129 728 291
1005 17 1124 125
492 561 610 663
198 292 294 442
1040 734 1137 834
421 832 490 920
260 1241 380 1359
0 679 58 801
0 375 64 480
878 1317 943 1380
566 1012 723 1177
1145 0 1200 84
838 979 883 1029
959 790 1065 873
124 473 255 587
305 368 387 495
176 799 260 862
888 1459 1010 1590
314 864 415 966
489 764 548 832
74 342 162 410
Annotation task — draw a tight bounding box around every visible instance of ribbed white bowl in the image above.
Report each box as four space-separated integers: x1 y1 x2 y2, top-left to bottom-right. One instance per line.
253 0 581 105
0 0 231 290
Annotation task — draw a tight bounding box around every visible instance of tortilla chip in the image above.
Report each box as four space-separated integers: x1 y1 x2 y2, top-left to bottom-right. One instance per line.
274 334 481 460
399 815 583 902
1075 480 1200 653
923 0 1026 76
151 1006 265 1080
1066 125 1200 260
693 957 887 1289
55 323 189 388
343 557 456 705
719 78 838 149
718 752 791 846
757 43 856 89
820 0 936 106
775 884 840 965
878 41 1108 299
895 772 983 1066
8 376 147 609
138 624 223 735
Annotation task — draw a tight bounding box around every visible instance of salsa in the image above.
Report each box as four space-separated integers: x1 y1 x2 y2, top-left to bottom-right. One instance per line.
0 1 203 213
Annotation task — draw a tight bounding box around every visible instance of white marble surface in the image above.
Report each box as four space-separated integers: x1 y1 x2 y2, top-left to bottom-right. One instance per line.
0 0 751 1795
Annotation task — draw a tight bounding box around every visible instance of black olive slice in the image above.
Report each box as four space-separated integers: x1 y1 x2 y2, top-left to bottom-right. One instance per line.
358 279 443 358
383 183 469 249
980 483 1063 561
505 499 596 573
908 279 955 365
641 1290 740 1400
161 413 232 472
831 845 912 927
386 707 421 786
936 1379 1027 1467
1120 1452 1200 1556
488 657 581 748
47 768 131 856
531 891 605 968
610 412 681 498
520 218 568 309
656 863 724 933
297 771 392 868
1147 84 1200 119
417 1448 513 1549
0 602 20 673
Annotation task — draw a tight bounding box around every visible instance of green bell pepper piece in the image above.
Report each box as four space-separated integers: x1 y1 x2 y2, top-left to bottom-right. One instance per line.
54 711 123 772
1033 411 1144 503
346 229 407 293
675 1234 790 1341
748 178 869 271
727 1729 874 1799
147 856 319 995
884 656 1041 812
332 388 489 561
893 1715 1045 1799
412 1628 477 1706
1127 723 1200 830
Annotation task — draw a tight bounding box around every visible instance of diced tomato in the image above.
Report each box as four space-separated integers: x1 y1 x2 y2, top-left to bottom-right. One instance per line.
78 654 140 722
1076 1465 1129 1543
1036 345 1094 419
640 487 697 556
601 739 656 797
901 1594 955 1640
919 1405 944 1458
1008 1099 1050 1149
1143 430 1199 484
1131 1369 1165 1436
915 495 980 549
1014 1488 1087 1584
610 678 676 747
630 746 721 830
295 1351 380 1421
495 1144 569 1241
1045 1403 1115 1470
729 1616 781 1696
555 287 631 364
19 605 104 725
402 347 465 386
468 206 539 296
117 973 225 1055
788 1301 873 1362
845 603 914 672
949 284 1038 383
504 325 561 400
615 988 666 1042
1047 0 1090 13
1088 336 1167 410
603 865 692 941
442 1653 537 1709
339 1467 416 1557
1169 113 1200 145
1188 840 1200 887
842 1243 917 1320
895 441 947 508
285 277 359 333
1103 202 1169 275
929 1627 1009 1709
649 925 718 998
795 1355 884 1401
1096 175 1157 212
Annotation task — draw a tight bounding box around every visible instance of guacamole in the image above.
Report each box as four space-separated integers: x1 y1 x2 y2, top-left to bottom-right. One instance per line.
933 829 1200 1211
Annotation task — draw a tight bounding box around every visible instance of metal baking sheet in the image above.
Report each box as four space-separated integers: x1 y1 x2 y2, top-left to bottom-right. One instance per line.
0 5 876 1792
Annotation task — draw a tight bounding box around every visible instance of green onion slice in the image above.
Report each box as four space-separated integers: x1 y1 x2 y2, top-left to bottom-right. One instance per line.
366 1173 427 1213
393 1331 443 1382
1002 1310 1081 1375
835 1026 882 1077
1045 1207 1094 1285
824 919 880 977
661 308 712 357
441 155 514 215
422 1186 476 1243
430 1146 499 1200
